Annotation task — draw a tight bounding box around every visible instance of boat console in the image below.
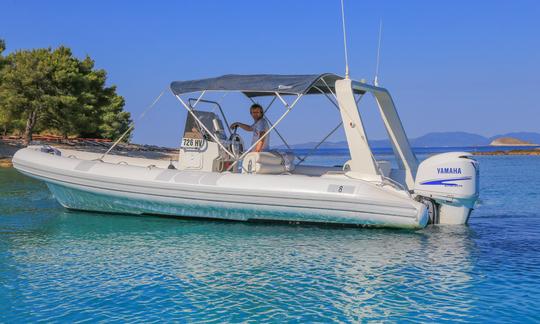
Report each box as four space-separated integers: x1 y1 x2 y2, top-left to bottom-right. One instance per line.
178 110 242 172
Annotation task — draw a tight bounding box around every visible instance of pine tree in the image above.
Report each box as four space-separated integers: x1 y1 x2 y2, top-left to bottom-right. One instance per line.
0 42 132 144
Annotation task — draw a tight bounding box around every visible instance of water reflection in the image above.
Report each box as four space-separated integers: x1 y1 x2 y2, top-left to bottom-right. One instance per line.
2 206 479 322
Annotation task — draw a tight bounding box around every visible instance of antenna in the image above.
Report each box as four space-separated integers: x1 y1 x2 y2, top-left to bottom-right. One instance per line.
340 0 350 79
374 19 383 86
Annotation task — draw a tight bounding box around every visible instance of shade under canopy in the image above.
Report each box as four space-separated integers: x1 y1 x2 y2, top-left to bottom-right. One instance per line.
170 73 363 97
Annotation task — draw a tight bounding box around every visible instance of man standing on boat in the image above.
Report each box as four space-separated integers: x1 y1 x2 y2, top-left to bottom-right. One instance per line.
230 104 269 152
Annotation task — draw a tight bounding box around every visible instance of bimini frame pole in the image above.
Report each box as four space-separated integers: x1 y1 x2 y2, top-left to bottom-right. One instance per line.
99 89 166 161
175 94 236 159
247 92 302 154
249 95 294 151
226 93 303 172
295 121 343 166
293 85 349 166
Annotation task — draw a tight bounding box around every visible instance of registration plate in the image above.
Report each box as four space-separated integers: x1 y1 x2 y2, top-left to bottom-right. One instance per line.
181 137 205 148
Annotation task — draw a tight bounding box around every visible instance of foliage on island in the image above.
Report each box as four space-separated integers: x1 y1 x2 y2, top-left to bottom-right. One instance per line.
0 40 132 145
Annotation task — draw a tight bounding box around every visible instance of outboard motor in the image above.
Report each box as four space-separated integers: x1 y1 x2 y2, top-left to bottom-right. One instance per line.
414 152 479 225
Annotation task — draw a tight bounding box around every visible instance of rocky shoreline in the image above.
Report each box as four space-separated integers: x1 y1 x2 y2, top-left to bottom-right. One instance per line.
0 138 179 168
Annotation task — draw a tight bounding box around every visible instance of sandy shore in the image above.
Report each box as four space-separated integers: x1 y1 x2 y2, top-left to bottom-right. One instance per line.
1 139 179 168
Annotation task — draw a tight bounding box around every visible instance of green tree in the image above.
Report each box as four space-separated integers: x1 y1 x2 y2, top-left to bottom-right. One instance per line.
0 39 6 135
0 39 5 69
0 44 132 144
98 88 132 140
0 48 55 143
0 39 5 68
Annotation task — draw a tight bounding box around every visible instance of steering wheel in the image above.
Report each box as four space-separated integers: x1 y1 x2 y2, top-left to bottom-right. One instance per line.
229 126 244 158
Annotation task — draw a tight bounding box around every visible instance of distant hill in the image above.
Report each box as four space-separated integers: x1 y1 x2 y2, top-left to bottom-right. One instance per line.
275 131 540 149
411 132 489 147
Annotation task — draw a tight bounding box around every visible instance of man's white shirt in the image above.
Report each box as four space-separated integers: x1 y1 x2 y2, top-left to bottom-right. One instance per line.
251 119 270 150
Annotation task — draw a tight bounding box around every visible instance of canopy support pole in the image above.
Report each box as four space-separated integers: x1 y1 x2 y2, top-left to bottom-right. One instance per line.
294 88 365 166
295 121 343 166
175 94 236 159
191 90 206 109
249 95 293 151
335 79 380 177
226 93 303 172
99 89 166 161
355 93 363 105
312 78 376 174
326 80 372 155
313 86 340 111
320 77 338 101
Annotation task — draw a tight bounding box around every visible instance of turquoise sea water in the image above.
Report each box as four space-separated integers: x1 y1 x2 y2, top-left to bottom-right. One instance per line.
1 149 539 322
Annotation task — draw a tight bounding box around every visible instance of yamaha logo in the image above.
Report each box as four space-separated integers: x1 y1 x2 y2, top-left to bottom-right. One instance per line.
437 167 462 174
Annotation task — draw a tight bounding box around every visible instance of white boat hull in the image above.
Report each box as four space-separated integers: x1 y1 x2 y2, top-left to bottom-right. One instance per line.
13 147 429 228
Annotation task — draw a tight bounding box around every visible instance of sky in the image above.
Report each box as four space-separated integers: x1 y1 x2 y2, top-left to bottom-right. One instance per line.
1 0 539 147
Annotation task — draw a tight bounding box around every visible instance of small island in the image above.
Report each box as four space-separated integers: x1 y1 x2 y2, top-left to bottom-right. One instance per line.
490 137 538 146
474 137 540 155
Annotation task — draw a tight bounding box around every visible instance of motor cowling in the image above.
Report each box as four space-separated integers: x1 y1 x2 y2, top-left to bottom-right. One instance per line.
414 152 479 225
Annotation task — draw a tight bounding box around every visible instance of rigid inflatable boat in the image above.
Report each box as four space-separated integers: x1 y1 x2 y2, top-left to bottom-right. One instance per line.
13 74 479 228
